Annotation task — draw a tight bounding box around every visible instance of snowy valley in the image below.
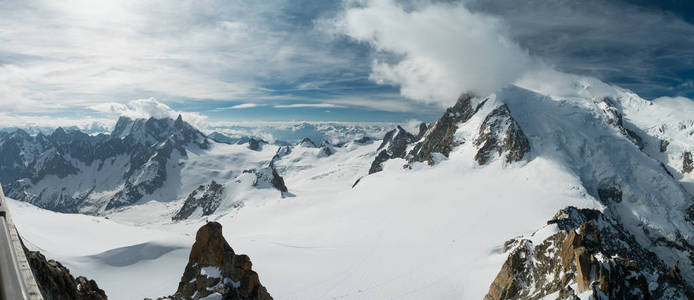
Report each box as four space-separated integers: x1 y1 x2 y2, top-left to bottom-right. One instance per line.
3 78 694 299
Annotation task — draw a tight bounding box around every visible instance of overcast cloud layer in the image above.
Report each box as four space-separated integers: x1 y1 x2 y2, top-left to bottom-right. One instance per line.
0 0 692 126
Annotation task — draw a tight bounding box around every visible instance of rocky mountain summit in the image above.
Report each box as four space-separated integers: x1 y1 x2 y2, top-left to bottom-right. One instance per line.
1 115 210 213
361 92 530 180
408 93 487 164
170 222 271 300
473 104 530 165
486 206 693 300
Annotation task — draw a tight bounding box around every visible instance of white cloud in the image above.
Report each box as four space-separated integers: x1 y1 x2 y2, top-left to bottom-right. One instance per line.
0 114 114 133
216 103 264 110
0 0 354 111
90 98 207 129
273 103 344 108
330 0 540 105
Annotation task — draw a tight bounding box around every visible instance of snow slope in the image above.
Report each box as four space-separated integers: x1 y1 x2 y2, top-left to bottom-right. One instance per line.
7 76 694 299
9 132 602 299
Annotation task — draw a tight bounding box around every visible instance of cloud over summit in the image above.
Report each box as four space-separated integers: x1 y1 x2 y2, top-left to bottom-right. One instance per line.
331 0 539 105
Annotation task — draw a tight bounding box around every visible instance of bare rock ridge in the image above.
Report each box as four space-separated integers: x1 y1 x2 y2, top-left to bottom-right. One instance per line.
485 206 693 300
473 104 530 165
408 93 487 164
170 222 272 300
23 244 107 300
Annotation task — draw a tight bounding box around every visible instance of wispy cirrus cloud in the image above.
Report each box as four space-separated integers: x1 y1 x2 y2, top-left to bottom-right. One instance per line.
0 0 360 112
273 103 344 109
215 103 265 110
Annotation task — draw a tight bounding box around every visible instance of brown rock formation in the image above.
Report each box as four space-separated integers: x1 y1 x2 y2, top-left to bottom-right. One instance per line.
484 207 693 300
172 222 272 300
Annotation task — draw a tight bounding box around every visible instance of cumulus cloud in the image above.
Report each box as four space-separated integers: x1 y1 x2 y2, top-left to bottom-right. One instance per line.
463 0 694 98
330 0 539 105
90 98 207 128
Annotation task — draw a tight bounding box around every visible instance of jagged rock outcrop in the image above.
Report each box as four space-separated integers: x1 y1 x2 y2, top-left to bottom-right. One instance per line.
368 126 416 174
473 104 530 165
242 165 289 194
171 222 272 300
24 246 107 300
660 139 670 152
173 164 289 221
594 97 643 149
683 151 693 174
173 181 225 221
484 206 693 300
408 93 487 164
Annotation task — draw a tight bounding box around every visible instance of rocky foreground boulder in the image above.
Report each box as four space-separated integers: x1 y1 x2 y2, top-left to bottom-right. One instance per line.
485 206 693 300
23 245 107 300
168 222 272 300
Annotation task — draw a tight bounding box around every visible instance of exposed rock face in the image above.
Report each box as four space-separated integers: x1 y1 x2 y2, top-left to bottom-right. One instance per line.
408 93 487 164
368 126 416 174
416 122 428 140
173 181 225 221
684 151 693 174
24 246 107 300
597 184 622 203
660 139 670 152
473 104 530 165
2 115 210 213
484 206 693 300
594 97 643 149
173 222 272 300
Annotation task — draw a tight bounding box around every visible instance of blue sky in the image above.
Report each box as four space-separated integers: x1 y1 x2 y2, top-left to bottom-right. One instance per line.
0 0 693 129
